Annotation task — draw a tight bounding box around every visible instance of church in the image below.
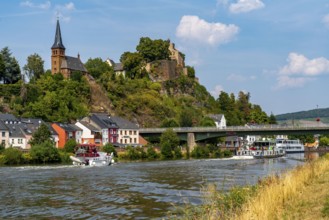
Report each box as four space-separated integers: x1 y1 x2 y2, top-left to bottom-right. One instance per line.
51 20 87 78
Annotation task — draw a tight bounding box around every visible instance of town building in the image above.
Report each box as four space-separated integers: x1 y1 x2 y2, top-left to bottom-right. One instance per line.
51 20 87 77
110 116 139 147
75 121 102 146
51 123 82 148
105 58 126 77
208 114 226 129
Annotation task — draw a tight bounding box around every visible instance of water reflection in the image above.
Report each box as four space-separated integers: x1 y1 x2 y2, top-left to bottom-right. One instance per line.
0 157 305 219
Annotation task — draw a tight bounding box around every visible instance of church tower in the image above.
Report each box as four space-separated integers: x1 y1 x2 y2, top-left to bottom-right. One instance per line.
51 20 65 74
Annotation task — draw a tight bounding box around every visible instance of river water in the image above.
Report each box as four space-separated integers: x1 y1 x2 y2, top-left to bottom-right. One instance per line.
0 154 311 219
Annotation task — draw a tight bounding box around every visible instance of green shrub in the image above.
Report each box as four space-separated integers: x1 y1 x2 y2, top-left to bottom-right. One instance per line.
30 141 60 163
0 155 6 165
3 147 23 165
191 145 210 159
22 153 32 164
146 146 159 159
59 151 72 164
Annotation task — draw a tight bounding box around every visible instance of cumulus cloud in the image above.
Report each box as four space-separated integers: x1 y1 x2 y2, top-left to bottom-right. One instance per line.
279 53 329 76
176 15 239 47
274 53 329 89
229 0 265 14
210 85 224 98
20 1 51 10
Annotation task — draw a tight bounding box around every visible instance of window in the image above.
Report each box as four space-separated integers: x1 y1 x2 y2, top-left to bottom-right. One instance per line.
2 140 5 145
134 131 137 135
110 129 113 134
125 130 127 135
120 130 123 135
110 137 113 143
11 139 14 144
18 139 22 144
130 138 132 143
134 138 137 143
2 132 5 137
129 130 132 135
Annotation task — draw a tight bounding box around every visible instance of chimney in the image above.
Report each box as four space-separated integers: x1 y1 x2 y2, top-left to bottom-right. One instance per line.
77 53 80 60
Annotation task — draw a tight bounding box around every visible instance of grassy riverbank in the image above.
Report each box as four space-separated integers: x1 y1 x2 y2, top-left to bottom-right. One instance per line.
176 154 329 219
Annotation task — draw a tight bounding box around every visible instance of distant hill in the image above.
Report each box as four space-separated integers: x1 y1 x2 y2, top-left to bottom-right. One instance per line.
276 108 329 123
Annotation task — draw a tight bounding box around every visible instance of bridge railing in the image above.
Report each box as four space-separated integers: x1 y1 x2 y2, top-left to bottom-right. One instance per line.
139 124 329 133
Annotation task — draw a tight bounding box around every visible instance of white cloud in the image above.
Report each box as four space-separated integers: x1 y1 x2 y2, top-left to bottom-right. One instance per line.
217 0 229 6
274 76 314 89
274 53 329 89
54 2 75 22
279 53 329 76
323 14 329 28
229 0 265 14
176 15 239 47
227 73 257 82
20 1 51 10
211 85 224 97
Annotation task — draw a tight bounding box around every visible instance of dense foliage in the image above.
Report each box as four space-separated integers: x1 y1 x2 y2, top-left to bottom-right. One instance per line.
276 108 329 121
159 129 182 159
23 53 45 81
0 47 21 84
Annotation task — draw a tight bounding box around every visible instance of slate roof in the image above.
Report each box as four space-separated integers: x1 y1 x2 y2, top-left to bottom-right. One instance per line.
51 20 65 49
0 120 8 130
90 113 118 129
114 63 124 71
110 116 138 129
55 123 82 132
6 124 25 138
61 56 87 72
208 114 225 122
0 113 19 123
79 121 100 132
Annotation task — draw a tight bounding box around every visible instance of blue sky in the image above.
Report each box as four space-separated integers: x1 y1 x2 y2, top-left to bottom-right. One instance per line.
1 0 329 115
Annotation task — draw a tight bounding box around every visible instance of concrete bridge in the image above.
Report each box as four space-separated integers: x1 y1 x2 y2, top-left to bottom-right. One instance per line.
139 125 329 149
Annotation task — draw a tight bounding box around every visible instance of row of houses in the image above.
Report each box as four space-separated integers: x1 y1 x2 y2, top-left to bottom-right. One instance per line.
0 113 144 150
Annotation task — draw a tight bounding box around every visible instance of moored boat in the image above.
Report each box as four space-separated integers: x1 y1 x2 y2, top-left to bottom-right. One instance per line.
70 144 114 166
250 140 285 159
276 139 305 153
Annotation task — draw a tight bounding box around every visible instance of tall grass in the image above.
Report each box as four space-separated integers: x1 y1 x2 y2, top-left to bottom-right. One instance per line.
236 154 329 220
174 154 329 220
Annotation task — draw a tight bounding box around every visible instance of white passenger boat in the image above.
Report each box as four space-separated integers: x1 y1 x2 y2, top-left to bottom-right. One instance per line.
275 139 305 153
249 140 285 159
70 144 114 166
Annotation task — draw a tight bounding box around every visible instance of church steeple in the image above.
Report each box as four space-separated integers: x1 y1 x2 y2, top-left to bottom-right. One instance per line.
51 19 66 74
51 19 65 49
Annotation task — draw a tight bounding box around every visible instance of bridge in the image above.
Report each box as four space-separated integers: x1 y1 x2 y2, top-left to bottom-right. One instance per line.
139 125 329 149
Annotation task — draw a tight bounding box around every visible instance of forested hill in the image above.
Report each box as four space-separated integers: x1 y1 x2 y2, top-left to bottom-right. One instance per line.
0 39 275 127
275 108 329 121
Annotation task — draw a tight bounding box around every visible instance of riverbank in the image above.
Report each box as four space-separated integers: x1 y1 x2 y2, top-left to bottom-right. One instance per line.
177 154 329 219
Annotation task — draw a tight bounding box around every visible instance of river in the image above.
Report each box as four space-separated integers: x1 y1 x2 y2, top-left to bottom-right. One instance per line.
0 153 313 219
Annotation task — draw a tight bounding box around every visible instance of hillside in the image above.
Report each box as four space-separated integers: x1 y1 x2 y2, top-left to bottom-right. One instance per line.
276 108 329 123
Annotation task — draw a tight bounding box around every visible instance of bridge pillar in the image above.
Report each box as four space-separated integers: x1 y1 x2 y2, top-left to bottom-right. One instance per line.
187 132 196 152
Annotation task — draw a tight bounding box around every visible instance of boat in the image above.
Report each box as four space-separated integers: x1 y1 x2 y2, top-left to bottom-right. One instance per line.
276 139 305 153
70 144 114 166
250 140 285 159
233 149 255 159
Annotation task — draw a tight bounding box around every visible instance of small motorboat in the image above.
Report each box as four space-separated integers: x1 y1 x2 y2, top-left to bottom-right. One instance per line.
70 144 114 166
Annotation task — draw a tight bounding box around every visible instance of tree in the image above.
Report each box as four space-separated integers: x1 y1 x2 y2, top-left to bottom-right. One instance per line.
29 123 52 146
186 66 195 78
269 113 277 124
84 57 112 79
3 147 23 165
0 54 5 79
120 52 144 79
136 37 170 62
160 128 180 159
23 53 45 81
0 47 21 84
102 143 117 157
64 139 77 153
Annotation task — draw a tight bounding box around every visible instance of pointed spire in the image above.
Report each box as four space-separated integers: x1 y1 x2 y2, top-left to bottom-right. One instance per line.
51 19 65 49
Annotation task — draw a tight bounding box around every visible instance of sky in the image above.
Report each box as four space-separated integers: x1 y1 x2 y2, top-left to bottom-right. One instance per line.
1 0 329 115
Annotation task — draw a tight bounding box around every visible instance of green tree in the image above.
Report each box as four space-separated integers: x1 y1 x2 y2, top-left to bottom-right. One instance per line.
84 57 112 79
23 53 45 81
30 140 60 163
186 66 195 78
146 146 159 159
200 117 216 127
320 136 329 147
0 47 21 84
269 113 277 124
102 143 117 157
160 128 180 159
120 52 144 79
0 54 5 79
136 37 170 62
29 123 52 146
64 139 77 153
161 118 179 128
